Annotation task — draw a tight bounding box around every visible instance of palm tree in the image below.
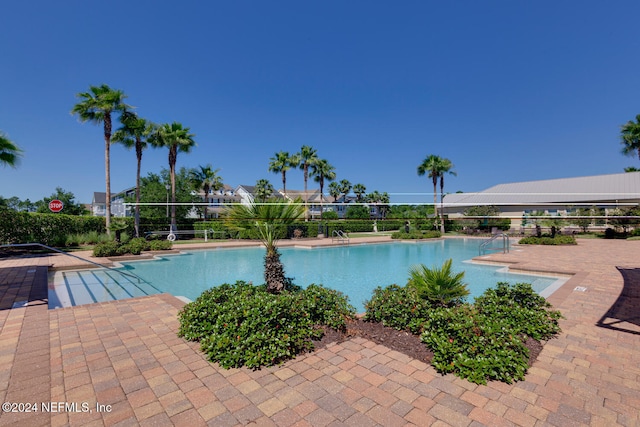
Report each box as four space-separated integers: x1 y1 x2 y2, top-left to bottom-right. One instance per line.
438 158 456 233
72 84 129 234
366 190 388 219
338 179 352 202
112 112 153 237
418 154 447 230
353 183 367 203
149 122 196 231
189 165 223 219
296 145 319 219
268 151 299 197
620 114 640 162
408 259 469 307
254 179 275 203
328 181 341 202
310 158 336 219
225 199 305 293
0 132 22 168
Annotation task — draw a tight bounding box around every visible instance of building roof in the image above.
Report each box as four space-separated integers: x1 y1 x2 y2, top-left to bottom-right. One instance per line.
92 192 106 204
443 172 640 208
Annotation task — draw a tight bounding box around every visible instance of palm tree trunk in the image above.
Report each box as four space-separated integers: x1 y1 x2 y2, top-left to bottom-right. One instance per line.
169 147 177 232
104 114 112 236
440 177 445 234
135 148 142 238
432 179 438 228
319 179 324 222
303 167 309 221
264 248 285 293
282 171 286 196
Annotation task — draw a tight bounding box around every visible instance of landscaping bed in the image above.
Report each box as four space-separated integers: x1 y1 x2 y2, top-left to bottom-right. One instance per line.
313 318 544 368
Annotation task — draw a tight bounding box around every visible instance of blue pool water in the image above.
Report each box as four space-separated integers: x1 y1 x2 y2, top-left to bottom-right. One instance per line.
50 239 564 311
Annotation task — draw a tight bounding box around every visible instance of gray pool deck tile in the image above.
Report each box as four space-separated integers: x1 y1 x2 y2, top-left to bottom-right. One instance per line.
1 236 640 426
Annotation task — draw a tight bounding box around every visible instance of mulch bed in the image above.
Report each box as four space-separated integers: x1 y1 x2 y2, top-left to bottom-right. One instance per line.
314 318 544 367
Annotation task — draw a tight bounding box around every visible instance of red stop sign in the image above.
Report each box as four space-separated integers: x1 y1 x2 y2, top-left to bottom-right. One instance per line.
49 199 64 213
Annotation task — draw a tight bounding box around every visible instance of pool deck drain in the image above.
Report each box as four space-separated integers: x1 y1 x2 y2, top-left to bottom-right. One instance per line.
1 236 640 426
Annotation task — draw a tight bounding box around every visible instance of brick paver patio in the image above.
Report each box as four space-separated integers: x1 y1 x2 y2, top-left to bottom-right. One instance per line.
0 237 639 426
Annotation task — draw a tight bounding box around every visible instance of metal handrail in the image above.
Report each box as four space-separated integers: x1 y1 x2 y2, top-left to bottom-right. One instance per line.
0 243 145 283
479 233 510 255
331 230 350 245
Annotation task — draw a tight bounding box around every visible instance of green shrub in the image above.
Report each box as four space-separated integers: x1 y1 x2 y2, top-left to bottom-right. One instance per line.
518 235 576 245
421 282 563 385
474 282 563 340
148 240 173 251
391 230 441 239
93 241 119 257
321 211 339 220
127 238 148 255
178 281 355 369
65 233 82 247
421 304 529 385
92 237 171 256
300 284 356 331
364 284 432 334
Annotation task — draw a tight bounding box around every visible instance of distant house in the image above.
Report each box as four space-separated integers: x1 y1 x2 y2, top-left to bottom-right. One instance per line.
193 184 241 218
442 171 640 229
91 188 135 217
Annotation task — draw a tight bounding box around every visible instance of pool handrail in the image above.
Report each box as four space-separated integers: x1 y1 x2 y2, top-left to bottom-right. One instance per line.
0 242 145 283
479 233 510 255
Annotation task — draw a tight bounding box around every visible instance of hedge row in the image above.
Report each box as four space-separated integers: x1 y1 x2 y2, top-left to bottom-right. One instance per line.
193 221 319 239
0 208 109 246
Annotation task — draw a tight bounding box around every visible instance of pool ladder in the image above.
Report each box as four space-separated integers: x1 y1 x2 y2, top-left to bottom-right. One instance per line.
479 233 510 255
0 242 145 283
332 230 350 245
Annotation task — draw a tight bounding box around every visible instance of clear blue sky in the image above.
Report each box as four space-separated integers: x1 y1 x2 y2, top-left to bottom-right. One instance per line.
2 1 639 205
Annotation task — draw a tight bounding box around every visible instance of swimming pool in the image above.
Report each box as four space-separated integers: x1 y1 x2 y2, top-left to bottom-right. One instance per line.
50 239 564 311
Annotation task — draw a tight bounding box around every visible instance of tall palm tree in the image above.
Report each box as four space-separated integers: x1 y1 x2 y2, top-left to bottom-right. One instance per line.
254 179 275 203
338 179 352 202
328 181 341 202
72 84 129 234
620 114 640 162
112 112 153 237
310 158 336 219
189 165 223 219
296 145 318 219
268 151 298 196
0 132 22 168
149 122 196 231
438 158 456 233
418 154 446 229
353 183 366 203
224 199 305 293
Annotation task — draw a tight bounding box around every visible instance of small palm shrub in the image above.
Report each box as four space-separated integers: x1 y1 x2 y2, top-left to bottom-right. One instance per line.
408 259 469 307
364 284 432 334
178 281 355 369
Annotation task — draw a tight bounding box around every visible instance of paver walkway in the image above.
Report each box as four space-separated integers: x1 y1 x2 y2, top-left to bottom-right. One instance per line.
0 237 639 426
